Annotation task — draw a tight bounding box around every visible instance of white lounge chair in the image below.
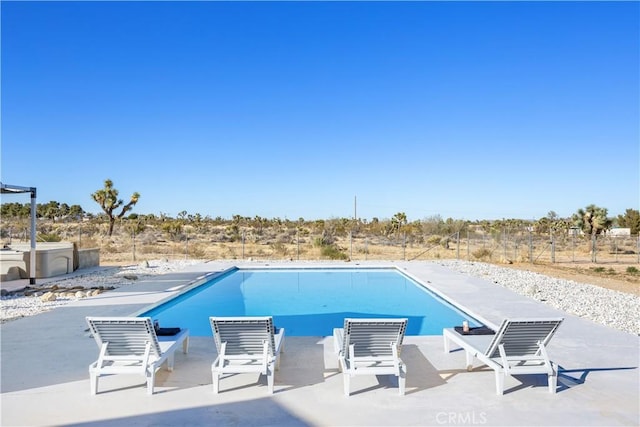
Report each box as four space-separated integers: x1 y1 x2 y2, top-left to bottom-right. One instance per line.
333 318 408 396
86 317 189 395
210 316 285 394
443 317 563 395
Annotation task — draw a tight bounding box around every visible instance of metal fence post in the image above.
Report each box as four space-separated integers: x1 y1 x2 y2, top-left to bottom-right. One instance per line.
502 228 507 261
365 238 368 261
350 231 353 261
551 233 555 263
403 232 406 261
456 231 460 260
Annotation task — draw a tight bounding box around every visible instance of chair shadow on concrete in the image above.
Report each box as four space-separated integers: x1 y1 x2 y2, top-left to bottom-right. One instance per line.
327 344 447 396
402 344 447 395
556 365 637 392
435 356 638 395
259 337 328 393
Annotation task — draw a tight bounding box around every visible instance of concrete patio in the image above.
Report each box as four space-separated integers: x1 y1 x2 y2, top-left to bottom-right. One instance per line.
1 261 638 426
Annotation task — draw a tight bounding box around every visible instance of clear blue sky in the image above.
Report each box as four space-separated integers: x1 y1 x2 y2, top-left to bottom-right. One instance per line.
1 1 638 222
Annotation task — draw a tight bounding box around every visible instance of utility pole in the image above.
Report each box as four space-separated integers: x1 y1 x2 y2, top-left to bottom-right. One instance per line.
354 195 357 220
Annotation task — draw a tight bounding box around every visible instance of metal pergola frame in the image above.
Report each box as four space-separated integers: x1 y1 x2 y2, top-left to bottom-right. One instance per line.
1 183 37 284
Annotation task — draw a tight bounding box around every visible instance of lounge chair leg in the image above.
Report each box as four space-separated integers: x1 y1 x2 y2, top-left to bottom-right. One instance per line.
443 334 450 353
90 373 98 395
465 351 474 371
398 365 406 396
212 372 220 394
167 353 175 371
182 336 189 354
267 364 275 394
548 365 558 393
343 374 351 396
495 371 504 396
146 370 155 395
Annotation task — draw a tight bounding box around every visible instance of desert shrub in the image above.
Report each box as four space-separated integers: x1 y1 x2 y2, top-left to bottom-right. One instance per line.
188 245 207 259
592 267 605 273
137 231 158 244
472 248 491 261
210 231 228 243
225 245 238 259
140 244 159 254
357 246 370 255
276 233 291 244
78 237 99 249
37 233 62 242
101 241 117 253
440 237 450 249
426 235 441 246
626 266 639 274
321 244 347 260
270 242 288 257
161 221 183 242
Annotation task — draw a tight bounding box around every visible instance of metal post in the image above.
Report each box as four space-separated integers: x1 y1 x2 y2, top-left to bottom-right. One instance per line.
349 231 353 261
551 233 555 263
466 231 470 261
132 231 136 262
403 232 406 261
365 238 368 261
297 230 300 261
242 230 245 260
502 228 507 261
29 188 37 285
456 231 460 260
185 233 188 260
529 229 533 263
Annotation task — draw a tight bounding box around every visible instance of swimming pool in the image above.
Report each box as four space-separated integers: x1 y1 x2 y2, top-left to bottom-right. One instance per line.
141 268 482 336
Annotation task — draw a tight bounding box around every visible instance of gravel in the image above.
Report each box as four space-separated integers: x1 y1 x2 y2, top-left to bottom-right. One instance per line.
434 260 639 335
2 259 638 335
0 259 205 323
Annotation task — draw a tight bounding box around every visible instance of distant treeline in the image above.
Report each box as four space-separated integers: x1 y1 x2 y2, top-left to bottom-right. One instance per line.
1 201 639 236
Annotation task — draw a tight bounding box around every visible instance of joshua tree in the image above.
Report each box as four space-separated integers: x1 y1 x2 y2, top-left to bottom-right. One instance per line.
91 179 140 236
390 212 408 234
572 204 612 237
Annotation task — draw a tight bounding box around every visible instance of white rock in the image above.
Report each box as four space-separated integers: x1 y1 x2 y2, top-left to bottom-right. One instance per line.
40 292 57 302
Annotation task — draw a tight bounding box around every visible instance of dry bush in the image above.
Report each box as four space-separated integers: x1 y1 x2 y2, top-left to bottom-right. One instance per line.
472 248 492 261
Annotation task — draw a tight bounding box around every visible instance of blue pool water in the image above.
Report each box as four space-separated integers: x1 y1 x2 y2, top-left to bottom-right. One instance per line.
141 268 481 336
